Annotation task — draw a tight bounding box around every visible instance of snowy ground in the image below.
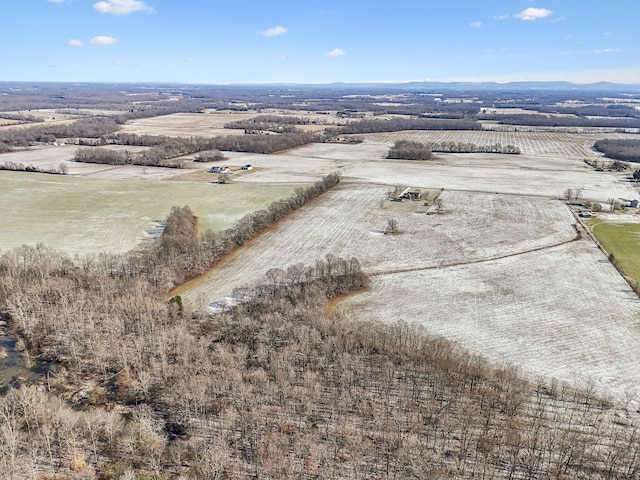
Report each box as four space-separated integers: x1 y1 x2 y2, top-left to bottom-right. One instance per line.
5 129 640 405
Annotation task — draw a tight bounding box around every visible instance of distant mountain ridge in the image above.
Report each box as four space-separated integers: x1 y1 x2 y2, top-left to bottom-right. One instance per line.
2 80 640 94
314 81 640 93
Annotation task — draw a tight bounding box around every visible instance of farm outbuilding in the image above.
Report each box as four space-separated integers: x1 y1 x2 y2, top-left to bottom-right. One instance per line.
396 187 423 201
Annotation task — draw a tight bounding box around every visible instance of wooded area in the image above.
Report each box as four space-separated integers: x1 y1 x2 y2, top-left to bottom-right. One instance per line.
594 139 640 162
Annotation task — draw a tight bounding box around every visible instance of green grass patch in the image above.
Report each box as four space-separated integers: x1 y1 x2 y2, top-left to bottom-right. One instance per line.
0 171 305 254
590 220 640 284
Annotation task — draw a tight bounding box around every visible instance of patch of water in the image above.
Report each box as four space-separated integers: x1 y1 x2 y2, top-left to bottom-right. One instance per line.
0 333 44 394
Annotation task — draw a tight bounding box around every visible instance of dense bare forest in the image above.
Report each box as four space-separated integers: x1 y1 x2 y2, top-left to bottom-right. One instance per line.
3 241 640 478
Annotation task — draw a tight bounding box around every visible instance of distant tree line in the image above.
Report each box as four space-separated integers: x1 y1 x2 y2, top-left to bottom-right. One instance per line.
593 139 640 162
330 117 481 135
480 113 640 129
534 104 640 119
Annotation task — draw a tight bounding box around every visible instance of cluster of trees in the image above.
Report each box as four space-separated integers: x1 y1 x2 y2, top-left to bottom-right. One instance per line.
0 161 67 175
331 117 481 135
594 139 640 162
206 131 321 153
193 149 225 162
387 140 433 160
480 113 640 129
428 141 521 154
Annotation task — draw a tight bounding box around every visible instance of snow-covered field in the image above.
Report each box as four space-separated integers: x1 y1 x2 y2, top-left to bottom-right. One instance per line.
181 182 640 404
342 238 640 404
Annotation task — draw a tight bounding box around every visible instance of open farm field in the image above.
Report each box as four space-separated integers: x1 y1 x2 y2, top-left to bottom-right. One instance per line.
0 172 302 254
362 130 635 158
119 112 255 137
178 185 576 305
120 110 345 137
0 119 21 127
179 181 640 404
0 145 205 180
231 141 639 201
341 238 640 404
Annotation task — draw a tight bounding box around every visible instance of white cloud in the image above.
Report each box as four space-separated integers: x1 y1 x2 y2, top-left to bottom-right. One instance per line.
67 39 84 47
274 55 286 61
182 57 195 63
90 35 118 45
112 60 138 67
325 48 346 58
493 14 509 20
469 21 482 28
48 0 69 3
594 48 621 54
258 26 288 37
93 0 154 15
515 7 552 21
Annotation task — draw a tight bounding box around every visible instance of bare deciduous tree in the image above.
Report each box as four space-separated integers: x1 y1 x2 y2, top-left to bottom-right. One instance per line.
385 218 399 234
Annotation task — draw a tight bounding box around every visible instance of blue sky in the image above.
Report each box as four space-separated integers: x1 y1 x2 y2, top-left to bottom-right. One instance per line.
2 0 639 84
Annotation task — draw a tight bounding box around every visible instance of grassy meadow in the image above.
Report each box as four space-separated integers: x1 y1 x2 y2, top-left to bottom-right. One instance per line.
591 221 640 284
0 171 304 254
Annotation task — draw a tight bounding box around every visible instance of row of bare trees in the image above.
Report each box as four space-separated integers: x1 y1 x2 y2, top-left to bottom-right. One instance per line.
428 141 521 154
0 161 67 175
155 172 343 286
